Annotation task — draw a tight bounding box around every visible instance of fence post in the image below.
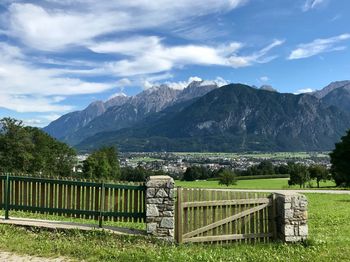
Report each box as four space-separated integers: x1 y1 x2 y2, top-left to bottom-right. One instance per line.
99 182 105 228
146 176 175 242
271 193 277 240
4 174 10 220
176 187 183 244
274 192 308 242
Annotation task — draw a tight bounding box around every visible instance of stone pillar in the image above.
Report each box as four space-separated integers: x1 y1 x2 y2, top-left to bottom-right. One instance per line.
146 176 175 241
275 192 308 242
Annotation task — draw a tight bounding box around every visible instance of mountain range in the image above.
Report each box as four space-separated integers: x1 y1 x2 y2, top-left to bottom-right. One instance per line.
44 80 350 152
44 81 218 145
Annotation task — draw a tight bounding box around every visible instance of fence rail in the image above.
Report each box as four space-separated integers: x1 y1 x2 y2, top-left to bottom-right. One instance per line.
0 175 146 226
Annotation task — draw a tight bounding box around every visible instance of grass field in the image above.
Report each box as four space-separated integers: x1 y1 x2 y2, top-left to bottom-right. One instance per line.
128 156 164 164
176 178 336 189
0 193 349 261
174 151 330 160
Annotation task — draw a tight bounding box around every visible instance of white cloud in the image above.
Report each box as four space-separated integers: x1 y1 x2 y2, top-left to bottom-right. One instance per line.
0 94 73 113
302 0 325 12
260 76 269 82
42 113 61 121
115 78 132 88
22 118 44 126
288 34 350 60
22 113 62 127
294 88 314 94
88 37 283 76
227 40 284 68
5 1 248 51
145 76 229 90
0 42 116 113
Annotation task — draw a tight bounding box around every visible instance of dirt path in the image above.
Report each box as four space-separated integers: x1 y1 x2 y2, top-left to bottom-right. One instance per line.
0 252 69 261
222 189 350 194
192 188 350 194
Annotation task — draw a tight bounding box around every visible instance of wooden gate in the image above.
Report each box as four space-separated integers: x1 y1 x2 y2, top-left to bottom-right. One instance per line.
176 188 277 244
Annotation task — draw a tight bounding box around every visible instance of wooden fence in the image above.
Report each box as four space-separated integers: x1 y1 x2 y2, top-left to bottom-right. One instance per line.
176 188 277 244
0 175 146 226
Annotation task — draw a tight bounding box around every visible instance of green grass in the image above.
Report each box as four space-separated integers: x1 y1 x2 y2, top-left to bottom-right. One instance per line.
174 151 330 160
0 193 349 261
176 178 336 189
128 157 164 163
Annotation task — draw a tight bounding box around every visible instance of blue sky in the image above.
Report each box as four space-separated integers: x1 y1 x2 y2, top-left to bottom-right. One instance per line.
0 0 349 126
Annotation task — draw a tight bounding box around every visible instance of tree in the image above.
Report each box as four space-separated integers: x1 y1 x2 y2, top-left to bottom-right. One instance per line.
275 164 290 175
26 127 76 177
218 169 237 187
330 130 350 187
0 117 76 176
82 147 120 179
288 163 310 188
257 160 274 175
0 118 34 173
308 164 330 188
241 160 275 176
120 166 166 182
120 166 148 182
182 166 212 181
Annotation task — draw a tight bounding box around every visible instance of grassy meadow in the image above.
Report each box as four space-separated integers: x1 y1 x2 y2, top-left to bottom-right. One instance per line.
173 151 330 160
0 193 349 261
176 177 336 189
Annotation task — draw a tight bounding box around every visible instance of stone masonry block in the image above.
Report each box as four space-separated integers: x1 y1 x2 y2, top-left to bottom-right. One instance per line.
283 224 295 236
160 217 174 229
147 198 163 204
147 223 157 234
299 224 308 236
146 188 156 198
146 204 159 217
156 188 168 198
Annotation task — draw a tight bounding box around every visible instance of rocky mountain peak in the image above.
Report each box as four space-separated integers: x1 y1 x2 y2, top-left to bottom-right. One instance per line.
176 80 218 103
104 93 130 108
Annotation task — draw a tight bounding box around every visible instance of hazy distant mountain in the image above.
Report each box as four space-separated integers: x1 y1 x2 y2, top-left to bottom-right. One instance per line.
310 80 350 113
312 80 350 99
77 84 350 152
321 86 350 113
43 101 106 140
44 81 219 145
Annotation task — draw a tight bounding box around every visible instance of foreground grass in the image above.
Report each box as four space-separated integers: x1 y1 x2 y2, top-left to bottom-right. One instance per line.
0 193 349 261
176 178 336 189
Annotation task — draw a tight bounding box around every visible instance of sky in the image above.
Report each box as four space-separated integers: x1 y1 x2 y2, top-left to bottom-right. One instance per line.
0 0 350 127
